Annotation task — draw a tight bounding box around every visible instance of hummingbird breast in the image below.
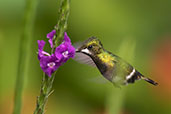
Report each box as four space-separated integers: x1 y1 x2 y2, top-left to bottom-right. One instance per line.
91 52 116 81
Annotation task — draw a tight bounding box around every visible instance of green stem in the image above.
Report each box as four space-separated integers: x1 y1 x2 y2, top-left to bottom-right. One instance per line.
13 0 38 114
34 0 70 114
34 73 56 114
54 0 70 46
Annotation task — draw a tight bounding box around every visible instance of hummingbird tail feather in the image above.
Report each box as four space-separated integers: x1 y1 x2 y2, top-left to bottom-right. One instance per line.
126 71 158 86
141 76 158 86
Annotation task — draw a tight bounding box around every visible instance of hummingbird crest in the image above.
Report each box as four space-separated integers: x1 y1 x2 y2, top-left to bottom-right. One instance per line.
74 37 158 86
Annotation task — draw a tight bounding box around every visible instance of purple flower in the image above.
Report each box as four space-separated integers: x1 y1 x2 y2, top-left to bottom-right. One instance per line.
47 30 56 48
37 40 50 60
38 32 75 77
38 40 60 77
55 32 75 63
39 54 61 77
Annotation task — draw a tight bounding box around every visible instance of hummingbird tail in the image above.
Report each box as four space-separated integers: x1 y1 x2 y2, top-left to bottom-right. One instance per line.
141 76 158 86
126 71 158 86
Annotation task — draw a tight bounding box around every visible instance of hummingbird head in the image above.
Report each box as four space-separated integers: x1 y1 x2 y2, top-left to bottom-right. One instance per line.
76 37 103 56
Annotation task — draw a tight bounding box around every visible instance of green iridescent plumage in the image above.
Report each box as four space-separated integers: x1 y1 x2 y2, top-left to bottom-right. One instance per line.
75 37 158 86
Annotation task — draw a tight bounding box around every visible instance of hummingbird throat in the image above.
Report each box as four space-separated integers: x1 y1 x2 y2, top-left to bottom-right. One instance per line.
81 48 91 54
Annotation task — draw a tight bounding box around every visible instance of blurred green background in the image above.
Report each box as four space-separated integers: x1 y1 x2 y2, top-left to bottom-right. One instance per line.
0 0 171 114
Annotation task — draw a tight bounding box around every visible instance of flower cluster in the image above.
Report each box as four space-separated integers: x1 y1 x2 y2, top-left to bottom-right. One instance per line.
38 31 75 77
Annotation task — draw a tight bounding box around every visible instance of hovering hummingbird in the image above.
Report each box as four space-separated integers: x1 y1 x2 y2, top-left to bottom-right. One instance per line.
74 37 158 87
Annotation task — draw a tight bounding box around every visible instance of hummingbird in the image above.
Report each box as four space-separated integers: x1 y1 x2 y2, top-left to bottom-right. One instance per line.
74 37 158 87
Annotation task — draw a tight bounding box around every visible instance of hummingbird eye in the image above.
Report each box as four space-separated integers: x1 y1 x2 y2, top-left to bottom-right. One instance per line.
88 45 93 49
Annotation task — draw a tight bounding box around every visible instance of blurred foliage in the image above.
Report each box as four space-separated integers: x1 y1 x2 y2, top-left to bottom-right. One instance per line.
0 0 171 114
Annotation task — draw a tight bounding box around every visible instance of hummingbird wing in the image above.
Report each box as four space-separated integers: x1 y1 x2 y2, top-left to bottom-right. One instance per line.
74 52 96 67
73 41 83 50
87 76 109 84
104 55 135 85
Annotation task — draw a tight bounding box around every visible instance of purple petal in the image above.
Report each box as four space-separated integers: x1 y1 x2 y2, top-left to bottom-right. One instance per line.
48 39 53 48
38 40 45 51
54 37 75 63
55 52 63 62
47 30 56 39
55 43 68 53
64 32 71 43
37 40 50 60
47 30 56 48
38 51 50 60
39 54 60 77
67 44 75 58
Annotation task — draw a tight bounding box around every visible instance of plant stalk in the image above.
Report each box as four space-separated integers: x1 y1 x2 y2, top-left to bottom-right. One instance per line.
54 0 70 46
34 0 70 114
13 0 38 114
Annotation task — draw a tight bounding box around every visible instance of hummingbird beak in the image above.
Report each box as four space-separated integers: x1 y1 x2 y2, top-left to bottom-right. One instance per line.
75 48 80 52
